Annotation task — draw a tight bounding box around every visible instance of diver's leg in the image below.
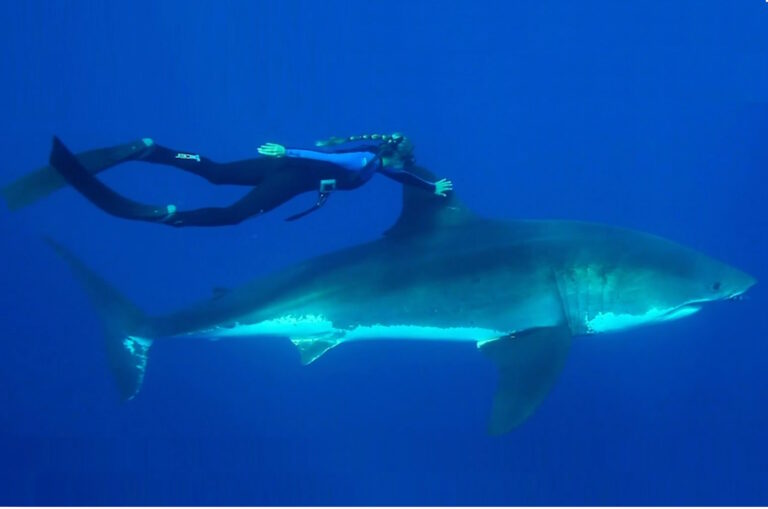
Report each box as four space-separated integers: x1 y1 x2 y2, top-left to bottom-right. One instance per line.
138 143 267 185
1 138 153 211
161 173 313 227
139 144 325 187
49 137 316 227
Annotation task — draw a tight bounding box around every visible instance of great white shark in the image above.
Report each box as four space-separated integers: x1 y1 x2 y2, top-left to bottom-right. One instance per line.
45 140 756 434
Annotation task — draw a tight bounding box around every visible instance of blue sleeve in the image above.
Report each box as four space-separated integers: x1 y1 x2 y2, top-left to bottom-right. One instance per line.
379 166 437 192
285 148 375 172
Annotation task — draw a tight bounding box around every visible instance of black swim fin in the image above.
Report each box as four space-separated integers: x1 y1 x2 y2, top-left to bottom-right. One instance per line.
2 138 153 211
48 136 172 222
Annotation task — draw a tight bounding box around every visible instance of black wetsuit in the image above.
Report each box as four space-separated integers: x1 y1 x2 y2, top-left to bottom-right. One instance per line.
46 137 439 227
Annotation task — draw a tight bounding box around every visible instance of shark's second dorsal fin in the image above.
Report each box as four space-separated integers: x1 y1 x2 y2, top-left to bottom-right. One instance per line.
384 165 476 238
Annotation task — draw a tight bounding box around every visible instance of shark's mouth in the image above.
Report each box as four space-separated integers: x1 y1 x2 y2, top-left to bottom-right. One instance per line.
659 304 702 322
726 289 751 301
649 286 751 323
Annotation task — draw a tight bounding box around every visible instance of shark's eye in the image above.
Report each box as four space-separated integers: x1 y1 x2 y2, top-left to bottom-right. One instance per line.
712 281 722 291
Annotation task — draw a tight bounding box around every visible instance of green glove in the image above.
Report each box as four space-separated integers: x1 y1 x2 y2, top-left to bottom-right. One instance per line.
434 178 453 197
258 142 286 157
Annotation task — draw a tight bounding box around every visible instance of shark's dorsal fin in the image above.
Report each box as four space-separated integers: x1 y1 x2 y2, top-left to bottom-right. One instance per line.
384 165 476 238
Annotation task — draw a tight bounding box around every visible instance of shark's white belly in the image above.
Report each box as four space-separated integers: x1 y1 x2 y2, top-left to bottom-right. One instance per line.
192 314 506 344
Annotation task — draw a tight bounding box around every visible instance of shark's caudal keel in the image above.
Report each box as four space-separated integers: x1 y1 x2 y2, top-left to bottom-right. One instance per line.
44 139 756 434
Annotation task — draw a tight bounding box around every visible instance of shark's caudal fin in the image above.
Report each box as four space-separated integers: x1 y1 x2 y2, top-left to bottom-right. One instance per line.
479 325 572 434
45 238 154 400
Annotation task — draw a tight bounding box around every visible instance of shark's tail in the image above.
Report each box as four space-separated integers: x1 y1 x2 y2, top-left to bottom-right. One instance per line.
45 238 154 400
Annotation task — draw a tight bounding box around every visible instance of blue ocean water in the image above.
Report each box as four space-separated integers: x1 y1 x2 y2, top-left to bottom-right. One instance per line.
1 0 766 505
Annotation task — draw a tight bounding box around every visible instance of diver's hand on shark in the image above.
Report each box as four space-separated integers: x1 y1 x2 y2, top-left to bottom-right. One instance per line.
434 178 453 197
258 142 286 158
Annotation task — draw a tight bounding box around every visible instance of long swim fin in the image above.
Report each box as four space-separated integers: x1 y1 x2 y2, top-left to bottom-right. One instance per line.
47 136 173 222
1 138 152 211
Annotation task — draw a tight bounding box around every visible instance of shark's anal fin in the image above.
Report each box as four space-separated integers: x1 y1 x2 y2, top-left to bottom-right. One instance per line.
479 325 571 435
290 335 342 365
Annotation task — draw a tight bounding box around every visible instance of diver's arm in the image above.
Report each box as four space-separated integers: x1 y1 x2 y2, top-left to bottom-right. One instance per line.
284 148 374 171
378 166 440 192
258 142 374 171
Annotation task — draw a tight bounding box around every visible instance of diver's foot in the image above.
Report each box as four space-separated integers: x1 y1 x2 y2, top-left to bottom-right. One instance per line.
80 138 156 172
159 204 178 223
135 138 155 159
118 137 155 160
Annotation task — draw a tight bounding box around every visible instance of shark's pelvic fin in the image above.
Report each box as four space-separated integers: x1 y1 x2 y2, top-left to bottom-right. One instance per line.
290 336 342 365
44 237 154 400
479 325 571 435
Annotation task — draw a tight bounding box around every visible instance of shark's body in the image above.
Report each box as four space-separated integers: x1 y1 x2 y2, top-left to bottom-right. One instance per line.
47 146 755 434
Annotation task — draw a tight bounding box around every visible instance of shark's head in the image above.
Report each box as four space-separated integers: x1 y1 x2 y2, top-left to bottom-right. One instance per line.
560 226 756 334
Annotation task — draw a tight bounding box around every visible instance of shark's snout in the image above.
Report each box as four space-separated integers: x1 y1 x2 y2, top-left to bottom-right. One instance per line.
724 267 756 300
739 273 757 296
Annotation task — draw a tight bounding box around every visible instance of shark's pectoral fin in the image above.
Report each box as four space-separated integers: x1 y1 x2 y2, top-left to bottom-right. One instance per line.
479 324 571 435
290 335 342 365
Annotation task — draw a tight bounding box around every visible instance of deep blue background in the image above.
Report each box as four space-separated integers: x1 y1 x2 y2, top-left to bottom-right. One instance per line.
1 0 767 505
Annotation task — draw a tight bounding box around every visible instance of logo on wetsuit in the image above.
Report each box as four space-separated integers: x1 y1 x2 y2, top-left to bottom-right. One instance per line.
175 153 201 162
